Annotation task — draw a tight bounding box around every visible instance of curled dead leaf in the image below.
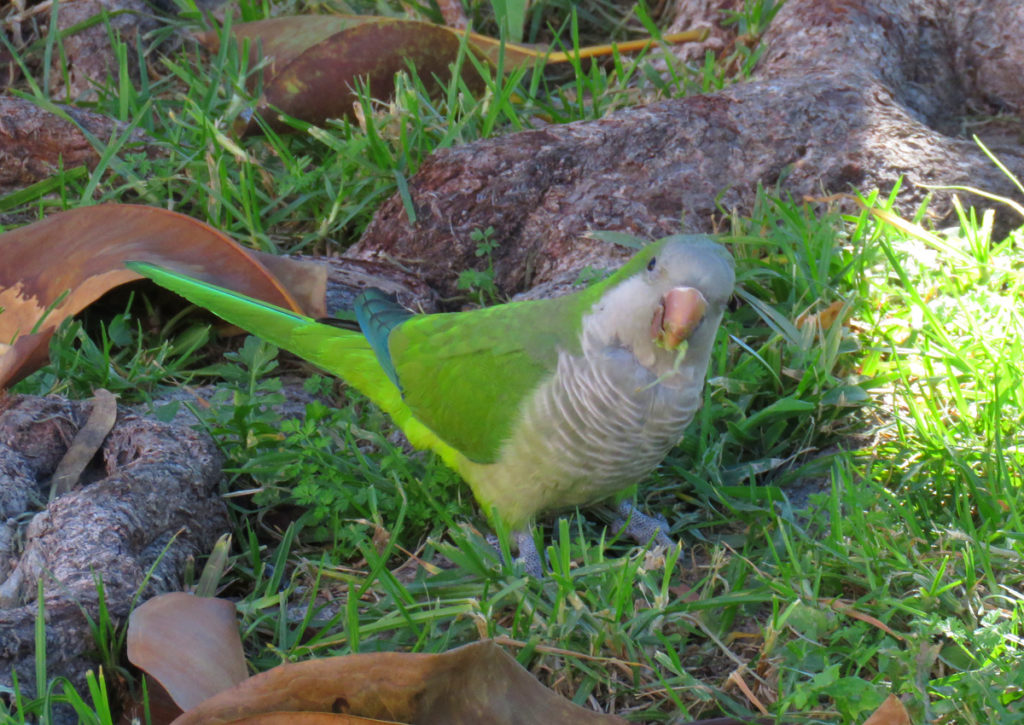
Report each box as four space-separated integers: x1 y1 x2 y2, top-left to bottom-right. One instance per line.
198 16 487 136
169 640 626 725
128 592 249 712
197 15 705 135
0 204 323 388
795 300 845 331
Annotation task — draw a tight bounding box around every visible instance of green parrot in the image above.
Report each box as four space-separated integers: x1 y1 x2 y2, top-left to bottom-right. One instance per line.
126 235 734 573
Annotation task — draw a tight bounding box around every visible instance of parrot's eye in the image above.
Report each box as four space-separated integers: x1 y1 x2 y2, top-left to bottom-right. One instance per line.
646 257 657 272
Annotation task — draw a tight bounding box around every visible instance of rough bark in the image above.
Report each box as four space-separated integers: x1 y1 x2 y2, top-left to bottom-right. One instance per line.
0 0 166 205
348 0 1024 299
664 0 746 62
0 393 228 705
0 96 159 198
319 257 441 315
44 0 160 101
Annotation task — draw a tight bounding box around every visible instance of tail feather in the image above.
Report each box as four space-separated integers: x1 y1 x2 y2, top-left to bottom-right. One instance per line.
126 262 398 405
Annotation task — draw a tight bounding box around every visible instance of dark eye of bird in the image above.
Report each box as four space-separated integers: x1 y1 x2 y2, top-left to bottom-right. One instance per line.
646 257 657 271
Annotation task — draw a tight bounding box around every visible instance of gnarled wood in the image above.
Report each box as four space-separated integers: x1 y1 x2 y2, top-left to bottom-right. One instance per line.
0 96 158 198
348 0 1024 299
0 394 228 707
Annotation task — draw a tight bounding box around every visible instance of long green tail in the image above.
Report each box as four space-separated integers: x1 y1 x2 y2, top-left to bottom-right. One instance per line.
125 261 399 408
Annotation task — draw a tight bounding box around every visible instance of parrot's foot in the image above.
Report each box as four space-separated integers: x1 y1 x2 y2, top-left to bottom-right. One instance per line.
486 530 544 577
611 500 675 549
513 530 544 577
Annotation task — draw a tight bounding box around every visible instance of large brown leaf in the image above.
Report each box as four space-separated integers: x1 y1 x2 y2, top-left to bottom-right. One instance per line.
128 592 250 712
0 204 322 388
200 16 487 135
198 16 705 135
128 593 771 725
166 639 626 725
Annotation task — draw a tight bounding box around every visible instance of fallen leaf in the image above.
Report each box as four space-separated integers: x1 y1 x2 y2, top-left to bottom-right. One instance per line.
223 714 399 724
795 300 845 331
0 204 320 388
862 694 911 725
127 592 249 712
199 16 705 135
199 16 487 135
48 388 117 499
128 598 778 725
168 640 627 725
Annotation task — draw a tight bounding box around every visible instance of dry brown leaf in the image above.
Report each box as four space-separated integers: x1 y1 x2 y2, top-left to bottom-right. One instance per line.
48 388 117 499
862 694 911 725
227 713 400 724
198 16 486 135
198 16 704 135
0 331 50 392
795 300 845 331
0 204 319 388
170 640 627 725
127 592 249 712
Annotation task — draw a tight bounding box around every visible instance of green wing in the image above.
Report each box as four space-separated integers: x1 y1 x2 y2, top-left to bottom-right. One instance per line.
385 293 590 464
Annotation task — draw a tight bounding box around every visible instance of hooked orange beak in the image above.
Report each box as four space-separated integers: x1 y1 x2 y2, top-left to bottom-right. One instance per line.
651 287 707 349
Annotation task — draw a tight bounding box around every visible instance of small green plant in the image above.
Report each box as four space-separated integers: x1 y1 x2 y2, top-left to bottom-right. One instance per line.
13 300 210 401
721 0 784 37
457 225 502 305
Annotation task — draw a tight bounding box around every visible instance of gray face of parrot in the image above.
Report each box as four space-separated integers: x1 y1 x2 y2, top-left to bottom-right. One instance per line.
582 236 735 383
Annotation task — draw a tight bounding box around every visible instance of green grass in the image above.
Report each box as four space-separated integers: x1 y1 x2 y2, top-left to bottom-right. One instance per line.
4 0 1024 722
0 0 731 247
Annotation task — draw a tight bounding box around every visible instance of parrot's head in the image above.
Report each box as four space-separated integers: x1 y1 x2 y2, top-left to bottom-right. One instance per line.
583 235 735 382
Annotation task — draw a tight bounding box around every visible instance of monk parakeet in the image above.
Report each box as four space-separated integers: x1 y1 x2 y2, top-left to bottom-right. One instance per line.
127 235 734 573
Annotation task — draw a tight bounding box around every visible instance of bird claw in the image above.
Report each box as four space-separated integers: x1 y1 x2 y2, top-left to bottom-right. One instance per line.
486 530 544 577
612 500 676 549
485 503 676 577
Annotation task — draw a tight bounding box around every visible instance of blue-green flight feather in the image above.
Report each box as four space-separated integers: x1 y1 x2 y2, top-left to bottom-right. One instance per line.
354 288 412 391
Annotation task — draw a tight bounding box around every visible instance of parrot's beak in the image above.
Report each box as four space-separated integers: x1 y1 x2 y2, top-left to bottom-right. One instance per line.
651 287 707 349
